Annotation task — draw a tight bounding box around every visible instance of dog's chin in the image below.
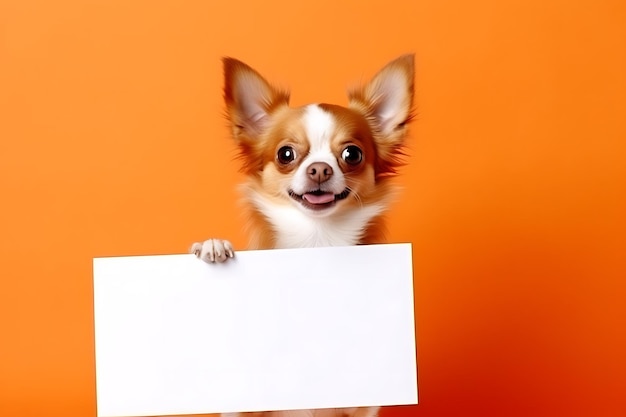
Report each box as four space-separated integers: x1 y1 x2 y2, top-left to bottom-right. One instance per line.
288 188 350 215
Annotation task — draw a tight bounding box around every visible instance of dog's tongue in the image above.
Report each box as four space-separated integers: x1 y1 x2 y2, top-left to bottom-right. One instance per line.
303 192 335 205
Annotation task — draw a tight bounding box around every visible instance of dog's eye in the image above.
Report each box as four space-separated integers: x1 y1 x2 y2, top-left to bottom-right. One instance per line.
277 146 296 164
341 145 363 165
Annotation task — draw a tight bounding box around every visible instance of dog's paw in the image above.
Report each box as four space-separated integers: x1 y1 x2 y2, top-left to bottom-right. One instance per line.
190 239 235 263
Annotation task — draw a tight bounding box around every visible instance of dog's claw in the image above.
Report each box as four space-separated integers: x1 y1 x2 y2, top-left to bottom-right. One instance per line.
190 239 235 264
190 242 202 257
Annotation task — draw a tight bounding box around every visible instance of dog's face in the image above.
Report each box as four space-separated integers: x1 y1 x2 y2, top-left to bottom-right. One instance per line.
253 103 379 217
223 56 414 218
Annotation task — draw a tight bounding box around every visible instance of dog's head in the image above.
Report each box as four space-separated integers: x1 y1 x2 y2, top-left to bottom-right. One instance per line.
223 55 414 218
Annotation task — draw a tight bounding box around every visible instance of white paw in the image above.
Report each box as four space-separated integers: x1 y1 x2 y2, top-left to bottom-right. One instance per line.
190 239 235 263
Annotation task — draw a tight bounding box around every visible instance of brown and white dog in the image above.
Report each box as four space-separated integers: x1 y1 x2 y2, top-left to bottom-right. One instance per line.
191 55 414 417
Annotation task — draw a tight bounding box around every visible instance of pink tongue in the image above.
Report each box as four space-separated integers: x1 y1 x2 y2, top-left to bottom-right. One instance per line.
303 192 335 204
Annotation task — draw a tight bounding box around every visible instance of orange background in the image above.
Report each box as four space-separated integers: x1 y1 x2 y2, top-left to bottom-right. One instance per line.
1 0 625 416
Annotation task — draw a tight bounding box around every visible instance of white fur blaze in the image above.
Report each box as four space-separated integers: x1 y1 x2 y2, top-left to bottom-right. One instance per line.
289 105 346 197
303 104 335 151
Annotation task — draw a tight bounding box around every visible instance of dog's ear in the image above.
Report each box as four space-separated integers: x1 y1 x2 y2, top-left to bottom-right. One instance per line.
223 58 290 142
348 54 414 176
348 54 414 144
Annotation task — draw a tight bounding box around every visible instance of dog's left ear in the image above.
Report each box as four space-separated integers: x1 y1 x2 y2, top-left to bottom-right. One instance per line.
348 54 414 144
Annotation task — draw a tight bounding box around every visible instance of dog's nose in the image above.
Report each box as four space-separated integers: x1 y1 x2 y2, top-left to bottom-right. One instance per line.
307 162 333 183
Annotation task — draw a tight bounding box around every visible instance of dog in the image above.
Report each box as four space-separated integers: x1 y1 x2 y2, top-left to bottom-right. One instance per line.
191 54 415 417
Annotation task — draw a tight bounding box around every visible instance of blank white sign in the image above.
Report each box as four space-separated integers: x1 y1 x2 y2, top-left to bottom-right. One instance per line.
93 243 417 417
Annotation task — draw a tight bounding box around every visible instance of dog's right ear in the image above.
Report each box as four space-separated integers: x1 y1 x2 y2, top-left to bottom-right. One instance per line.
223 58 290 143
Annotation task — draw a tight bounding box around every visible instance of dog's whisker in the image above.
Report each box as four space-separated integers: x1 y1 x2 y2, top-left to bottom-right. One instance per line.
347 186 365 208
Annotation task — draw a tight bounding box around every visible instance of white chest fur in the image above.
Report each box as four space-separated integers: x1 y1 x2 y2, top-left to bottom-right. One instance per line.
249 191 385 249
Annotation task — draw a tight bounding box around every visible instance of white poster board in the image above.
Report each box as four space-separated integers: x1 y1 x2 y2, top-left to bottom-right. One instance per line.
93 243 417 417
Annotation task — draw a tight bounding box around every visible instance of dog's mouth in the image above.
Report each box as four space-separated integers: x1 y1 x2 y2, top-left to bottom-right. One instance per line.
288 188 350 210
